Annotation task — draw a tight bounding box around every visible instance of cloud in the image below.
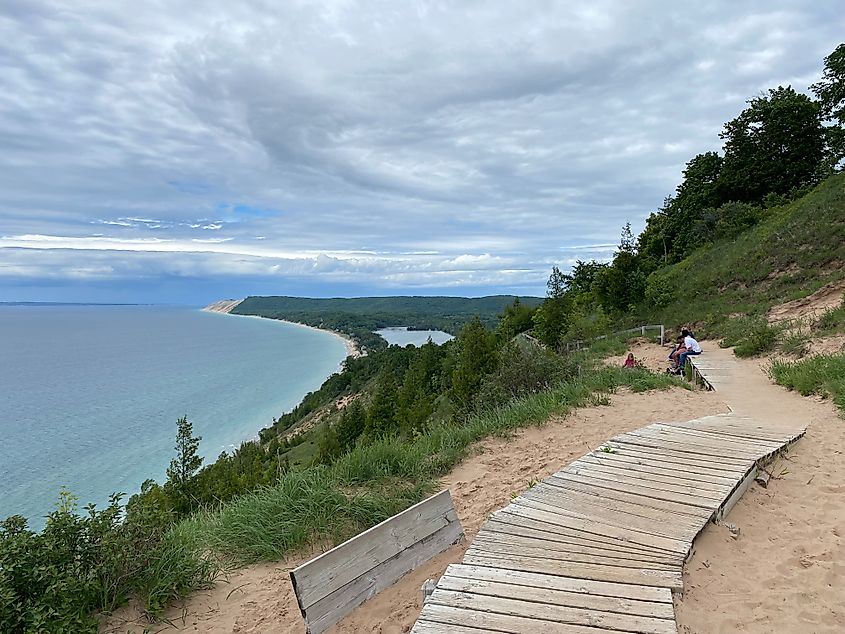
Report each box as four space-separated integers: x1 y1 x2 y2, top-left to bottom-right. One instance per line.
1 1 842 301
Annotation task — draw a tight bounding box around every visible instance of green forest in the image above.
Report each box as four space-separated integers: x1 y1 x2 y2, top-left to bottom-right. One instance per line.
2 43 844 634
232 295 542 352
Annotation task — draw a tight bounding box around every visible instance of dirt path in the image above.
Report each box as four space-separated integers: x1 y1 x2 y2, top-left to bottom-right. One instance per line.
104 343 843 633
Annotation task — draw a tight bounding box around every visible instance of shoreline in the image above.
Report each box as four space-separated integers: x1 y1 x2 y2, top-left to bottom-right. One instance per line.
202 299 363 361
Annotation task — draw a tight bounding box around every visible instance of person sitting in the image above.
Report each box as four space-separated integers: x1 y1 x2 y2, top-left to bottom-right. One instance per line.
677 328 702 371
623 352 636 368
669 335 686 368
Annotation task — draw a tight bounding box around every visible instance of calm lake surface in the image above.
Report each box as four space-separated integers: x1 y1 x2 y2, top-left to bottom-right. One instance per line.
0 306 347 528
375 327 453 346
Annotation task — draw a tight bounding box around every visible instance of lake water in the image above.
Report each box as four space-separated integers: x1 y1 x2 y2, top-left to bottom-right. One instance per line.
0 306 347 528
375 327 453 346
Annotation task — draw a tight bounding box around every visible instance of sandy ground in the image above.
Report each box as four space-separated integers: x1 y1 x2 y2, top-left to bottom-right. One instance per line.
767 278 845 323
103 341 844 634
674 352 845 633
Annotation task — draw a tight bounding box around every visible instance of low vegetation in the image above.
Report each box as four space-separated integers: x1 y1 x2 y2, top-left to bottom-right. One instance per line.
769 354 845 415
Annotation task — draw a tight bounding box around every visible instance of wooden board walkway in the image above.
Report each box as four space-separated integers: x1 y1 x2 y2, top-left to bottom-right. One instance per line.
412 370 805 633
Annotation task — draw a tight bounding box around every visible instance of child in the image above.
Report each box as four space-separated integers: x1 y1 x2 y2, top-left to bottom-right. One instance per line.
623 353 636 368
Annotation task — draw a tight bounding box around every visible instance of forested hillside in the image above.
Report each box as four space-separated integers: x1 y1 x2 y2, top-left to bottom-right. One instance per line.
233 295 542 351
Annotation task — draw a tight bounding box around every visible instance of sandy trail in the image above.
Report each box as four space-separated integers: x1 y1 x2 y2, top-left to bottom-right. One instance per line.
104 343 844 633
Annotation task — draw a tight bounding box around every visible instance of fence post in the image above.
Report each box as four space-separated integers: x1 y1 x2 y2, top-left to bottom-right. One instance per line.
660 325 664 346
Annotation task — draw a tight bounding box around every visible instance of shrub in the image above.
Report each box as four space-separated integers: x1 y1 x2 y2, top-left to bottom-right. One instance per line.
769 354 845 415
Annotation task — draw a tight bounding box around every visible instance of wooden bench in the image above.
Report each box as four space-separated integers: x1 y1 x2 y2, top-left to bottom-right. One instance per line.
290 489 464 634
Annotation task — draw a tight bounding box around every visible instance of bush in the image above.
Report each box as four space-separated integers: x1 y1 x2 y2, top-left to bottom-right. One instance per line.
720 316 781 357
769 354 845 415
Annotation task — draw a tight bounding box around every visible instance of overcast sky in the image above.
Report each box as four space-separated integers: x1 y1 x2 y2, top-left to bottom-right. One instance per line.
1 2 842 303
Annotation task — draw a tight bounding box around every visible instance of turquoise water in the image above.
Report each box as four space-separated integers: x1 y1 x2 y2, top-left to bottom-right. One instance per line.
0 306 347 528
375 327 453 346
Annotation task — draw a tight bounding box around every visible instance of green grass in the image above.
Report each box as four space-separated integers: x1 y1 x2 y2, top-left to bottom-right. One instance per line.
635 173 845 330
816 296 845 335
769 354 845 415
178 362 683 565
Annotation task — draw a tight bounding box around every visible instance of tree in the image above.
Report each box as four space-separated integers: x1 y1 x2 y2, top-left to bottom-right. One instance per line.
365 373 398 437
496 297 537 340
812 43 845 125
335 400 366 451
811 43 845 170
450 317 498 413
718 86 825 203
593 224 647 314
166 416 203 488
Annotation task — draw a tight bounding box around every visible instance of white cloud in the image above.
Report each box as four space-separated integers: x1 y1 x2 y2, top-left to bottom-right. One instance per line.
0 1 842 300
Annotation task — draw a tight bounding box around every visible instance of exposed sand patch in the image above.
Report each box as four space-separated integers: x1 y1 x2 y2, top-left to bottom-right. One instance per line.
767 279 845 323
202 299 244 314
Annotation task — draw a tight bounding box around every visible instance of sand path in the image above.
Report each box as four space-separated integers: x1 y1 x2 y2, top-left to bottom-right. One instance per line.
103 344 843 633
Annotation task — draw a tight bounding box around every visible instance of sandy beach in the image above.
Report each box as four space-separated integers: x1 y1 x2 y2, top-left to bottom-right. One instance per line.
202 299 363 360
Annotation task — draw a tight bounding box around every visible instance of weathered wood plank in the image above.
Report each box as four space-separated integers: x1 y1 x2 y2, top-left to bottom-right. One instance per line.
576 452 742 484
499 503 690 555
427 588 678 633
412 621 497 634
466 540 679 571
444 564 673 603
416 604 625 634
291 490 463 633
511 495 702 543
567 459 735 497
437 576 676 619
524 484 707 533
543 474 714 520
622 429 763 460
482 516 681 562
649 424 787 453
562 463 729 503
462 552 683 589
549 471 719 511
304 522 463 634
603 440 751 470
471 531 680 567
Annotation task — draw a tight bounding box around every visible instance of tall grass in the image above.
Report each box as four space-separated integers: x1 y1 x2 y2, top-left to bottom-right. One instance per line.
181 364 682 565
769 354 845 415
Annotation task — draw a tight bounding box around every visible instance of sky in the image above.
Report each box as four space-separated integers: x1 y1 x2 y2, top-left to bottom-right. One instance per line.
1 2 842 304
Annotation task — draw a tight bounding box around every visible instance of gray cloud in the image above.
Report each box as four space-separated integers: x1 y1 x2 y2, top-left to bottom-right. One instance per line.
0 1 842 300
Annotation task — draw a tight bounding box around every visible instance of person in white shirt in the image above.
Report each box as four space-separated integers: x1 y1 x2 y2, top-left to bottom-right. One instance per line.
678 329 702 370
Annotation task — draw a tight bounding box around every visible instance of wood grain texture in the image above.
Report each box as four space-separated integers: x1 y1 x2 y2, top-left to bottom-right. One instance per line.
292 489 463 634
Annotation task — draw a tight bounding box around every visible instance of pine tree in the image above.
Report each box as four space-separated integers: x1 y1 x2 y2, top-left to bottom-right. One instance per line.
166 416 203 487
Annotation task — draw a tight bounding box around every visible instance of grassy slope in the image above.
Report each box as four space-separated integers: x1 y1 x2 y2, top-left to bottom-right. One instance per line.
639 172 845 331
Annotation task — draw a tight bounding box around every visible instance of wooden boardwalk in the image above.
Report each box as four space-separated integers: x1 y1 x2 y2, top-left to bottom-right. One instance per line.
412 358 806 633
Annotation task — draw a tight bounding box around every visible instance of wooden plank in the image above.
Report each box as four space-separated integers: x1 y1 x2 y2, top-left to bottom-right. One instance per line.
445 563 673 603
304 522 463 634
466 540 679 572
577 451 743 483
512 494 702 543
562 463 728 503
499 504 690 555
525 483 707 532
661 421 801 444
436 576 676 620
544 475 715 519
549 472 718 511
459 554 682 591
649 424 787 453
412 621 497 634
471 531 680 567
290 490 463 634
482 516 681 563
416 604 625 634
291 490 459 610
567 459 735 497
609 434 758 463
623 429 764 460
604 439 750 470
